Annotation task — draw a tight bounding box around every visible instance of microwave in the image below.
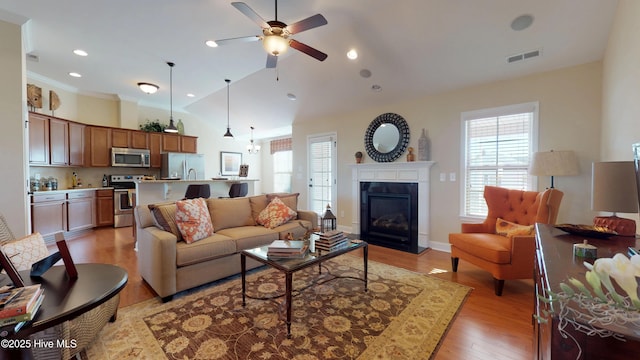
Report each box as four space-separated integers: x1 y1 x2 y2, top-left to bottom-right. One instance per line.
111 147 150 167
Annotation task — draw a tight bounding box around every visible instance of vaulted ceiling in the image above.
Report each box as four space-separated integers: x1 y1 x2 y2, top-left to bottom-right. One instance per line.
0 0 618 138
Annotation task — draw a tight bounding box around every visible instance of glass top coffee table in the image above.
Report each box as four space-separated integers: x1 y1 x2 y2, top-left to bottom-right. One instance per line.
240 237 368 337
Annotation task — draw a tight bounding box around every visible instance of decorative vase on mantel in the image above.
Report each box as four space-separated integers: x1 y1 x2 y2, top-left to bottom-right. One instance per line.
418 128 430 161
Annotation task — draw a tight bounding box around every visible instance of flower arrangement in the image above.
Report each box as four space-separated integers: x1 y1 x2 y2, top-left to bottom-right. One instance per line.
538 253 640 345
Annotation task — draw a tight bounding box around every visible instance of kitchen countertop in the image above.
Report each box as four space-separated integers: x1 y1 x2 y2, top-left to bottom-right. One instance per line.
31 186 114 195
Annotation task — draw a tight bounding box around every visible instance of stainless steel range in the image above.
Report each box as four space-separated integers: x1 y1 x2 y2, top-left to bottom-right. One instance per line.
110 174 144 228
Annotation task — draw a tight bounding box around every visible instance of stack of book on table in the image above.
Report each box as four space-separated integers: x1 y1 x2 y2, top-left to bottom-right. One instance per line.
267 240 309 259
315 230 349 252
0 284 44 332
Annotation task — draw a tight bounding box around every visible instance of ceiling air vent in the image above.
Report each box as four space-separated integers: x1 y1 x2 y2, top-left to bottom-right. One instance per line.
507 49 541 63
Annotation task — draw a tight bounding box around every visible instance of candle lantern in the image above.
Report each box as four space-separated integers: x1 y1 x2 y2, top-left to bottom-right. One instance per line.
321 204 337 233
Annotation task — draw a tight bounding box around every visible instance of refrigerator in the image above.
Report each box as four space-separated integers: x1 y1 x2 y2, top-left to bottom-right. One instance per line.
161 153 205 180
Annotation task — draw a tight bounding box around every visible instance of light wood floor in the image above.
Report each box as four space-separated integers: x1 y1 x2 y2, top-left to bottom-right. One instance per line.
66 226 534 360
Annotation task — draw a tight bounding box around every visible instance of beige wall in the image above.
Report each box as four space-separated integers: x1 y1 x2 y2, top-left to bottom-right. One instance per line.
601 0 640 223
293 62 603 249
0 19 29 236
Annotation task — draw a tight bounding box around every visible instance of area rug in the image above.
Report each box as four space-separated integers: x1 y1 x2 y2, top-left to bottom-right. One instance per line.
85 256 471 359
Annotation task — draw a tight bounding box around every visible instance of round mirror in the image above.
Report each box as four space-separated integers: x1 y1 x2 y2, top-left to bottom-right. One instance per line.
364 113 410 162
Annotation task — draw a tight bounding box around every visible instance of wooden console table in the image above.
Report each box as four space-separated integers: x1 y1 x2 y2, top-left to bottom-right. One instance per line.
534 224 640 359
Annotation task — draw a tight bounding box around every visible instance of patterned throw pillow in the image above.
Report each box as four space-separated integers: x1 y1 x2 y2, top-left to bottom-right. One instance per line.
175 198 214 244
1 232 49 271
256 197 297 229
496 218 534 238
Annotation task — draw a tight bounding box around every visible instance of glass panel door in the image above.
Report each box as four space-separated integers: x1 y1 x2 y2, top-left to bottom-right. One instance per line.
307 133 337 221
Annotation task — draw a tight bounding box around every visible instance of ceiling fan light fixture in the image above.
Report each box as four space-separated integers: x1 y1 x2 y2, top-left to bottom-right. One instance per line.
263 35 289 56
137 82 159 94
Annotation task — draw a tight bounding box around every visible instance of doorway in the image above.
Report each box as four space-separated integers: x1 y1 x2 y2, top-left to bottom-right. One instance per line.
307 133 337 220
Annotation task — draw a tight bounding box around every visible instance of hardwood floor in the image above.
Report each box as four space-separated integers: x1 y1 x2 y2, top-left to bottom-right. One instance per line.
66 226 534 359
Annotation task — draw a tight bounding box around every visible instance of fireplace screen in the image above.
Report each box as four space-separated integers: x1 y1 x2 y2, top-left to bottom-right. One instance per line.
360 182 419 253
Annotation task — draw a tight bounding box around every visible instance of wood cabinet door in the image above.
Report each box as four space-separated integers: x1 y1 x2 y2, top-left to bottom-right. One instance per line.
149 132 162 168
130 131 149 149
49 118 69 166
162 134 180 152
67 193 96 231
96 189 114 226
85 126 111 167
180 136 197 153
29 113 50 165
68 122 85 167
111 129 130 148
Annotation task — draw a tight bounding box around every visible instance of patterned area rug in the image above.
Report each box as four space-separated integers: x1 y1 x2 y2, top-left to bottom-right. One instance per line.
86 255 471 359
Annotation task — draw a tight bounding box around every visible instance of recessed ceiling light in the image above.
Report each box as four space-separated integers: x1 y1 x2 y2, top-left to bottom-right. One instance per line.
511 14 534 31
73 49 88 56
360 69 372 78
187 93 195 98
69 72 82 78
205 40 218 48
371 84 382 92
347 49 358 60
287 93 297 101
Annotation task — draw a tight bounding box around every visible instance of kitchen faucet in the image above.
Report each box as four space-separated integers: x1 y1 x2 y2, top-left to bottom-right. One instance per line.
187 168 197 180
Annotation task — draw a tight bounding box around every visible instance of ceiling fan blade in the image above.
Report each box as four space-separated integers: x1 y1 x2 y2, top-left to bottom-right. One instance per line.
290 39 328 61
231 2 269 29
286 14 328 34
266 55 278 68
213 35 260 46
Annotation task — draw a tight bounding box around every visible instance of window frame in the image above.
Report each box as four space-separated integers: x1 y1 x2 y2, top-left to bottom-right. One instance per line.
459 101 539 221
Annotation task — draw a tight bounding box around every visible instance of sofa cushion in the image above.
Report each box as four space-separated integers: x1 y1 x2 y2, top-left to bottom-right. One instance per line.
207 197 254 230
249 195 269 222
175 233 236 267
216 226 278 251
256 197 297 229
149 202 182 241
449 233 512 264
495 218 534 238
1 232 49 271
267 192 299 212
175 198 214 244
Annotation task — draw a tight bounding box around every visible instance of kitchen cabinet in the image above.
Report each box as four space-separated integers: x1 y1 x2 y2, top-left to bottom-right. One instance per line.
131 131 149 149
111 129 130 148
149 132 162 168
49 118 69 166
28 113 50 165
31 193 66 238
68 122 85 166
162 133 181 152
96 189 114 226
67 190 96 231
180 136 198 153
85 126 111 167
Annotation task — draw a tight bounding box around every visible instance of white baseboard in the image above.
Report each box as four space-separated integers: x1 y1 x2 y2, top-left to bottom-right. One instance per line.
428 241 451 253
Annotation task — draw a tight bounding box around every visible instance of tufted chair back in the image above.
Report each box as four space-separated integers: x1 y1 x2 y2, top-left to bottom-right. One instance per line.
477 186 563 234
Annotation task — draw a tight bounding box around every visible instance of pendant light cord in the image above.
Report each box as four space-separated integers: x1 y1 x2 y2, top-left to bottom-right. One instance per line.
226 79 230 129
168 62 174 120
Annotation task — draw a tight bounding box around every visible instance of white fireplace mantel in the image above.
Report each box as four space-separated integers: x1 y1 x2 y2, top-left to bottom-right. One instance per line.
348 161 435 249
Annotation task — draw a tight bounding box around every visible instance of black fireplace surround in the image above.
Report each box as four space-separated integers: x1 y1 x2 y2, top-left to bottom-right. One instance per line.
360 182 420 253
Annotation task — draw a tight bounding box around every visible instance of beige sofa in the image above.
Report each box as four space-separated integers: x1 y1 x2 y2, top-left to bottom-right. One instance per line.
134 193 318 300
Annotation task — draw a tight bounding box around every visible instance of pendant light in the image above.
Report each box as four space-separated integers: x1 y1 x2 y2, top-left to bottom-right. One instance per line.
223 79 234 138
247 126 261 154
164 62 178 133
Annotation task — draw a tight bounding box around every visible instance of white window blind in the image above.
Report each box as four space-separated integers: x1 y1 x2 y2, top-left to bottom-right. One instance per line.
273 150 292 193
461 102 538 217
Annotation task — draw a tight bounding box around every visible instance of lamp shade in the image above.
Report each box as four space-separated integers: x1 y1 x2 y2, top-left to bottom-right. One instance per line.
530 150 579 176
263 35 289 56
591 161 639 213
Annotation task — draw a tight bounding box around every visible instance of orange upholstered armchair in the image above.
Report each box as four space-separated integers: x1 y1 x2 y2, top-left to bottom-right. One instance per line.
449 186 564 295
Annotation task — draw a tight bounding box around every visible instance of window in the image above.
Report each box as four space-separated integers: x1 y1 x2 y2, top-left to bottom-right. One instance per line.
273 150 292 193
461 102 538 218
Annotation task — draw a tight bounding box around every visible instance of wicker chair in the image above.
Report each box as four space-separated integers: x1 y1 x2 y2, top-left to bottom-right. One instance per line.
0 214 120 359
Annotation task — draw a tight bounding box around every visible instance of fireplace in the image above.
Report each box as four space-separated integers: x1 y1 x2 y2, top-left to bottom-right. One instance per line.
360 182 420 253
349 161 434 252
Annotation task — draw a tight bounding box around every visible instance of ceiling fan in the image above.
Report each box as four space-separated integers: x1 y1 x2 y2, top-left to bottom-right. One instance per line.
208 1 328 68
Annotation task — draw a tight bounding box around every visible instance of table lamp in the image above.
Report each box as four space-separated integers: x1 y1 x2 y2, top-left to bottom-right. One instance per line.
529 150 580 188
591 161 638 236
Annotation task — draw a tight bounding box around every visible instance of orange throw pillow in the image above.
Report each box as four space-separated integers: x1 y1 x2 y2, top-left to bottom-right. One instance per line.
496 218 534 238
256 197 297 229
175 198 214 244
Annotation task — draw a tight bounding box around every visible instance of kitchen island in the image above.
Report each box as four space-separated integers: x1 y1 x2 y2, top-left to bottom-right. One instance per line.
135 179 259 206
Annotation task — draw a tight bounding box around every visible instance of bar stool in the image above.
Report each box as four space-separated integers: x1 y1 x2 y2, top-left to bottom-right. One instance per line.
184 184 211 199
